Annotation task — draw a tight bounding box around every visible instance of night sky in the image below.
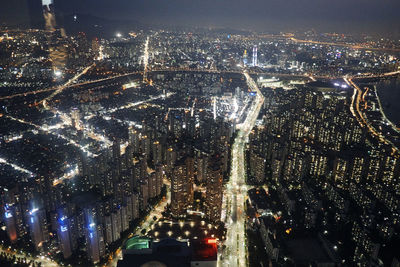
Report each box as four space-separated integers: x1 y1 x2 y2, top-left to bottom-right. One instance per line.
53 0 400 34
2 0 400 34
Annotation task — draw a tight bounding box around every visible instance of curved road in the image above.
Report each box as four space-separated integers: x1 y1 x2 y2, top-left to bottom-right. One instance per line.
345 77 400 153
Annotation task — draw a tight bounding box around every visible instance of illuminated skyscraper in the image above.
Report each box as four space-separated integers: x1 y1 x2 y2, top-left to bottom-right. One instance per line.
171 162 188 217
92 38 100 59
166 147 177 175
113 138 122 176
140 180 149 211
196 154 208 183
249 151 266 184
85 209 105 264
152 140 163 165
155 165 164 196
205 160 223 222
243 50 248 66
171 157 194 217
57 215 74 259
86 222 105 264
148 171 157 199
186 157 195 204
129 128 141 153
111 209 122 242
4 204 17 243
28 206 49 250
252 45 258 67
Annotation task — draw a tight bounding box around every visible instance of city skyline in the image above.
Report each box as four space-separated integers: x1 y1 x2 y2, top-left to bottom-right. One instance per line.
1 1 400 267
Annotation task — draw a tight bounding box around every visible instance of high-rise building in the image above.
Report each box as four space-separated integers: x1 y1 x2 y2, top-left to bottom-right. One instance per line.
86 222 105 264
282 150 306 184
152 141 163 165
84 206 105 264
125 145 134 169
185 157 195 204
205 161 223 222
148 171 157 199
28 206 49 250
381 155 400 187
113 138 121 160
249 151 266 184
309 153 328 178
170 157 194 217
349 156 366 184
195 152 209 183
169 112 185 138
113 139 122 176
104 215 113 245
4 204 18 243
111 209 122 242
57 215 75 259
252 45 258 67
131 193 140 219
141 134 151 159
129 128 141 154
171 162 188 217
155 165 164 196
333 157 350 188
91 38 100 59
166 147 177 175
243 50 248 65
78 152 89 177
140 180 149 211
121 205 129 232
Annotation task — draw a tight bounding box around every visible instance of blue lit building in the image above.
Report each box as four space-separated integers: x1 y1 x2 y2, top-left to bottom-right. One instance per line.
28 205 49 250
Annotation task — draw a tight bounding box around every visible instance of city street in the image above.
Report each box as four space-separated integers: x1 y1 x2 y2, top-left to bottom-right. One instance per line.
107 180 171 267
0 246 59 267
220 70 264 267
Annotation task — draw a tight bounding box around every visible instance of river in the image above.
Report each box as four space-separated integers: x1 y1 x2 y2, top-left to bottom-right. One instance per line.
376 78 400 128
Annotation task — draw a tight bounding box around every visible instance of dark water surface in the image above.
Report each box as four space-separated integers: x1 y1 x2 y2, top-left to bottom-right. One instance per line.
376 78 400 127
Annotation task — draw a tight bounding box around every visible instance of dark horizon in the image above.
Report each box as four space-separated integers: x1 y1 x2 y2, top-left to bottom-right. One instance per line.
54 0 400 35
1 0 400 36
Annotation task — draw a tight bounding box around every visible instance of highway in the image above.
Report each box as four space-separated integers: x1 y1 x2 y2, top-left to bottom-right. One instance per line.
345 77 399 153
0 70 143 101
0 69 314 102
220 70 264 267
41 63 95 105
1 63 398 103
